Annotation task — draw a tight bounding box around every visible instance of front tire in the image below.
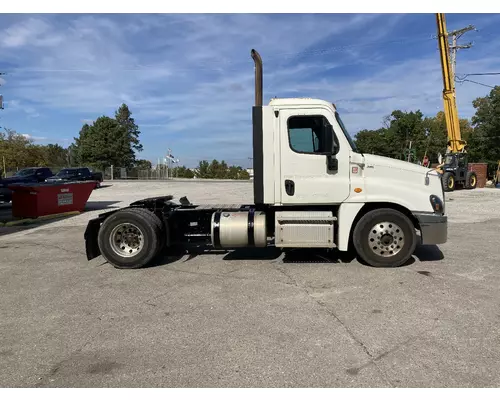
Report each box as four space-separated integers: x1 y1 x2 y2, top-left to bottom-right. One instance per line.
442 171 455 192
465 171 477 189
353 208 417 268
97 208 163 269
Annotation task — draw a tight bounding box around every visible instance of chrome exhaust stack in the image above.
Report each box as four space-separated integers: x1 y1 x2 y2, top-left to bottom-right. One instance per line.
251 49 263 107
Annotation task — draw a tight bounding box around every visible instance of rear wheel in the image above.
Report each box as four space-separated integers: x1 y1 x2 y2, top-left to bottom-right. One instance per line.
442 171 455 192
97 208 163 269
353 208 417 268
465 171 477 189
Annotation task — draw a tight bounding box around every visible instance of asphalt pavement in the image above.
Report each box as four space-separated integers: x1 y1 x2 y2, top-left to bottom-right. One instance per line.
1 181 499 387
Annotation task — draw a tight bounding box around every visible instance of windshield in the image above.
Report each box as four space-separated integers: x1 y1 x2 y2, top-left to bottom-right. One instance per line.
444 155 454 165
56 169 78 177
335 111 358 153
14 168 35 177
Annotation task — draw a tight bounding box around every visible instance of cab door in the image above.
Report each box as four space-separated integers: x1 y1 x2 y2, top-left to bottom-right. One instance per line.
278 108 350 205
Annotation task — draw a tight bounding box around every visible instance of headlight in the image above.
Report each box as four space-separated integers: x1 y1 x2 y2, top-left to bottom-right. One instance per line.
430 195 444 214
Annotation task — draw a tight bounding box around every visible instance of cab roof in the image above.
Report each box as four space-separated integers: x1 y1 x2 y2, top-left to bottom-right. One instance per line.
268 98 337 110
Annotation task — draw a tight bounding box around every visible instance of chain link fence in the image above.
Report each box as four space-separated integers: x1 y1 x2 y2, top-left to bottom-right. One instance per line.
1 164 254 181
0 165 180 181
103 165 176 180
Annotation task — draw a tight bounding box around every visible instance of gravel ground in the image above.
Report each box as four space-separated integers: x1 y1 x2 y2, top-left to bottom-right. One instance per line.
0 180 499 387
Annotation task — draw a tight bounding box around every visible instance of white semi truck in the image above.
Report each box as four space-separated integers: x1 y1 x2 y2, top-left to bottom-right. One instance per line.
84 49 447 269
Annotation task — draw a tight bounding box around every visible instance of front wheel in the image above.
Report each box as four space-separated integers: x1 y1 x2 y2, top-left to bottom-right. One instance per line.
442 171 455 192
353 208 417 268
465 171 477 189
97 208 164 269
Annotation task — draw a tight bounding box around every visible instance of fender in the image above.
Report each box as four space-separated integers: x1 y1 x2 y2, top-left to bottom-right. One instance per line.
337 203 364 251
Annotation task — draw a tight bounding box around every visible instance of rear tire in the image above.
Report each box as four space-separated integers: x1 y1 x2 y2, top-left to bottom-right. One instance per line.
353 208 417 268
465 171 477 189
442 171 455 192
97 208 163 269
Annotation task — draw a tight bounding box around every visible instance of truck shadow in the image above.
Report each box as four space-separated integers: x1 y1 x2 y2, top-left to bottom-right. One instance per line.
223 248 356 265
148 244 445 269
413 244 445 262
223 245 444 267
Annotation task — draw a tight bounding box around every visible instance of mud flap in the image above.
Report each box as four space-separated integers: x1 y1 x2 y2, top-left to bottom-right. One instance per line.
84 218 102 260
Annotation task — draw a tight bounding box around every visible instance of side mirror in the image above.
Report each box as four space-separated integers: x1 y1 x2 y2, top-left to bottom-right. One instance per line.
324 124 339 155
324 124 339 172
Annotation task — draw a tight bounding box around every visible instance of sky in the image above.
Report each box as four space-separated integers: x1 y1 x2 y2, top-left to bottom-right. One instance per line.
1 13 500 168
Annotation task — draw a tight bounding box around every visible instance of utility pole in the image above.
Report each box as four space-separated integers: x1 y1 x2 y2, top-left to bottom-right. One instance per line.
448 24 475 81
0 73 5 129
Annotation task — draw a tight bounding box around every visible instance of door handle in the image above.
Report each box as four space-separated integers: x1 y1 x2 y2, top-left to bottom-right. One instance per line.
285 179 295 196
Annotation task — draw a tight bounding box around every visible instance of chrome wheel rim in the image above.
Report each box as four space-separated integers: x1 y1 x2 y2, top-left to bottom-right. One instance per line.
368 221 405 257
109 223 144 258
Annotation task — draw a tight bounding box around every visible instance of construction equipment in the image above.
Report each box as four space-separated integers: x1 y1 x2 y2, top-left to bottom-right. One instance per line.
435 13 477 192
83 48 447 270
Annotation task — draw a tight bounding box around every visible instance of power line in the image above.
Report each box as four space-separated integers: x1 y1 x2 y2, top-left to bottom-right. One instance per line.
456 78 496 89
456 72 500 80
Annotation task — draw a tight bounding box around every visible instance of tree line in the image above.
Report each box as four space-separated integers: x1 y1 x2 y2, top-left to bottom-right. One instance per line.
2 86 499 178
353 86 500 176
0 128 69 173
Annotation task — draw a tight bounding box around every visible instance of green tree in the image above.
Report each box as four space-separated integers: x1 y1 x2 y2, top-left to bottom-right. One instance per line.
355 128 392 157
73 116 134 171
354 109 476 165
237 167 250 180
354 110 427 161
73 123 92 165
193 159 249 179
195 160 211 179
134 159 152 169
43 143 68 166
0 128 35 169
420 111 474 164
172 165 195 178
115 103 143 153
209 159 229 179
469 86 500 175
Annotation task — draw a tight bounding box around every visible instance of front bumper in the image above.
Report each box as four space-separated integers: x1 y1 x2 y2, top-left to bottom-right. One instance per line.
414 212 448 245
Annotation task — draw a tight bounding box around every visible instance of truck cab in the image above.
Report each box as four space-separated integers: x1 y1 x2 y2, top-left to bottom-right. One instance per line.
253 97 446 248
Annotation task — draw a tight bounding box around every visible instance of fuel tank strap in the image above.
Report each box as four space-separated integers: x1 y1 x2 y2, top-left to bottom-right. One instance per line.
248 208 255 247
213 211 221 248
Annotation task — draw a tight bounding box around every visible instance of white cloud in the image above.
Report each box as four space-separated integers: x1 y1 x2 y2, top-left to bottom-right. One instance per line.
1 13 499 166
4 98 40 118
21 133 47 141
1 18 51 48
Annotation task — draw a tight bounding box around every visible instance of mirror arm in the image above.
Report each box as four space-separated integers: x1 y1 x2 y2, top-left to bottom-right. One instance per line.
327 154 338 171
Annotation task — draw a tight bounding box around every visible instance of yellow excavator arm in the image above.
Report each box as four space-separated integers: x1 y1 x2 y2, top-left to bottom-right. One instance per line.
436 13 467 153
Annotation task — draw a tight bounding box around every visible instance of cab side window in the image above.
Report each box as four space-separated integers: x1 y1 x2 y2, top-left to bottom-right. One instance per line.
288 115 332 154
